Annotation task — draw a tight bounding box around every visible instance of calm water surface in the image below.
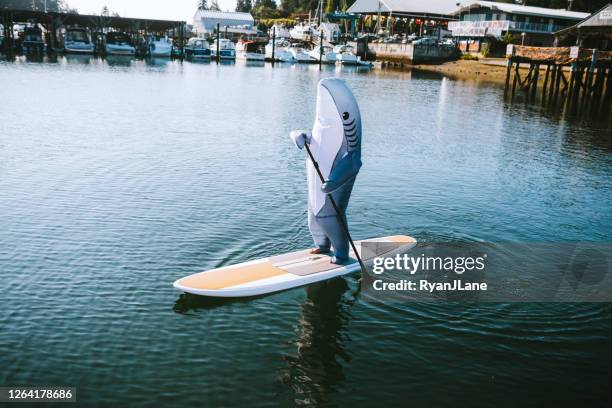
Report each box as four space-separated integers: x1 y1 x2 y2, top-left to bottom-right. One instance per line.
1 56 611 407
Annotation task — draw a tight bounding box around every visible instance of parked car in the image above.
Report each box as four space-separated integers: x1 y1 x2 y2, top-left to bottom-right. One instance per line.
413 37 437 46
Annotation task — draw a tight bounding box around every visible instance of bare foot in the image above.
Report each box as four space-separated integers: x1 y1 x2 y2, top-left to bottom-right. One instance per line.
310 248 331 255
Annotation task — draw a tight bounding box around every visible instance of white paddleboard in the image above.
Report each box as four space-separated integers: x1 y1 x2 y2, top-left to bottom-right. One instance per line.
173 235 416 297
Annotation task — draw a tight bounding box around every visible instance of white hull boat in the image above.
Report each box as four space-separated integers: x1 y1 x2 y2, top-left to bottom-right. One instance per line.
236 40 265 61
149 36 172 57
289 44 312 63
265 40 295 62
106 32 135 56
64 28 94 54
307 45 337 64
211 39 236 60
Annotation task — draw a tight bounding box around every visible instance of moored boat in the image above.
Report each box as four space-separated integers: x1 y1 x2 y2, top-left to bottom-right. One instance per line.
22 26 45 54
307 45 337 64
184 37 211 61
148 35 172 57
289 23 313 42
289 43 312 63
64 27 94 54
334 44 359 65
105 32 135 56
264 39 294 62
236 39 265 61
210 38 236 60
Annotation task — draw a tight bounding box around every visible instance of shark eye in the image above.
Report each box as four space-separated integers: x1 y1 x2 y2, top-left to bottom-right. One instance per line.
342 112 349 120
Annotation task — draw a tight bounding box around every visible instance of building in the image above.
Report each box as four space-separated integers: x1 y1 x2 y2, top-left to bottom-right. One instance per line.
193 10 255 39
347 0 459 19
346 0 460 36
448 1 588 51
554 3 612 50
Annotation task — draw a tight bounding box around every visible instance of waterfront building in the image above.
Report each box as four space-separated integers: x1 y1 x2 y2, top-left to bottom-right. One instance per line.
554 3 612 50
448 1 588 53
193 10 256 41
346 0 459 36
347 0 459 19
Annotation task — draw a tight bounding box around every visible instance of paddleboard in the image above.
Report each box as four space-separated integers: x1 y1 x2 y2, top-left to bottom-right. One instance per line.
173 235 416 297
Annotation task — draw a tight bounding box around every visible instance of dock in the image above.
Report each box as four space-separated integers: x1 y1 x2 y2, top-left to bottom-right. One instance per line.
504 45 611 112
1 9 186 57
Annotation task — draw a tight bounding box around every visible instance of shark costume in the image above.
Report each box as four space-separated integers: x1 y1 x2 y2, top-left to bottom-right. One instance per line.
290 78 362 263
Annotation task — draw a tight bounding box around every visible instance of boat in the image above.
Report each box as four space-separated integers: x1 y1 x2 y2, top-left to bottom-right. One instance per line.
268 23 290 39
148 35 172 57
64 27 94 54
210 38 236 60
290 23 313 42
264 39 294 62
105 32 135 56
185 38 211 61
334 44 360 65
21 26 45 54
307 45 337 64
236 39 265 61
289 43 312 63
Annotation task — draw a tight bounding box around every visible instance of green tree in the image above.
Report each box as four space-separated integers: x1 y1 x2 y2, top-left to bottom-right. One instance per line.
210 0 220 11
197 0 209 10
325 0 334 13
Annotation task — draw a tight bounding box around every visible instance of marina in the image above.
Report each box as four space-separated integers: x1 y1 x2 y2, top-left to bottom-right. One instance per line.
1 52 610 407
1 1 611 407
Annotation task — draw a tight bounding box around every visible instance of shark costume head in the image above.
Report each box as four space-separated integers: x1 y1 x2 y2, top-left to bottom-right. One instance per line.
290 78 362 263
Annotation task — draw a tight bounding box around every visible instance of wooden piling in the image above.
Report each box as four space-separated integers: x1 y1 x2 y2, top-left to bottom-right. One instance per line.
216 23 220 63
511 62 520 99
504 59 512 98
530 64 540 100
271 26 276 65
541 63 551 104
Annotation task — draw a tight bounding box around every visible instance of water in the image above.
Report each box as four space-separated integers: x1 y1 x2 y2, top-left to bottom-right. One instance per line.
1 56 611 407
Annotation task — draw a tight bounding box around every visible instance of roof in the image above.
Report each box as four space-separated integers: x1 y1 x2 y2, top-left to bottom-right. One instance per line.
554 3 612 37
193 10 254 23
0 9 184 31
451 1 589 20
577 3 612 28
347 0 460 18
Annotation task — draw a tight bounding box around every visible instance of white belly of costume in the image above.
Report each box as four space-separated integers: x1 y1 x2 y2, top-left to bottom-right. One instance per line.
307 89 344 214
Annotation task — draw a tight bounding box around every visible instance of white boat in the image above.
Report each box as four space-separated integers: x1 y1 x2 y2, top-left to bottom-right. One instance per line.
268 24 290 39
64 27 94 54
289 43 311 63
210 38 236 60
148 35 172 57
184 37 211 61
236 39 265 61
334 44 359 65
105 32 135 56
264 39 294 62
289 23 313 42
307 45 337 64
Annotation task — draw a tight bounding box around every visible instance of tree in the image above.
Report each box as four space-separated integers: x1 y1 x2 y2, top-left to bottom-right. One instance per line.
197 0 208 10
210 0 220 11
325 0 334 13
236 0 252 12
101 5 109 16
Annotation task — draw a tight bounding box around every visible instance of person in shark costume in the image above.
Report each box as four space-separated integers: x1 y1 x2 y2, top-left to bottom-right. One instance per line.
290 78 362 264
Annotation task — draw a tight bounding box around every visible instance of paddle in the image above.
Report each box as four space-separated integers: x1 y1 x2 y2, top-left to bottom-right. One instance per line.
303 142 367 275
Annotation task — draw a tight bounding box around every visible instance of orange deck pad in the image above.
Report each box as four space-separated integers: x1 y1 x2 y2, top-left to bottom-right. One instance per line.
178 261 289 290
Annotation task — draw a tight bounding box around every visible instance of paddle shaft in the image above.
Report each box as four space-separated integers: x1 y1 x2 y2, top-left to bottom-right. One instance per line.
303 142 366 274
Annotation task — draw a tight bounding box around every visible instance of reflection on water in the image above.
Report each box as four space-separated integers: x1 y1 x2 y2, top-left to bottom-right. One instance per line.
281 278 353 407
0 56 610 407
